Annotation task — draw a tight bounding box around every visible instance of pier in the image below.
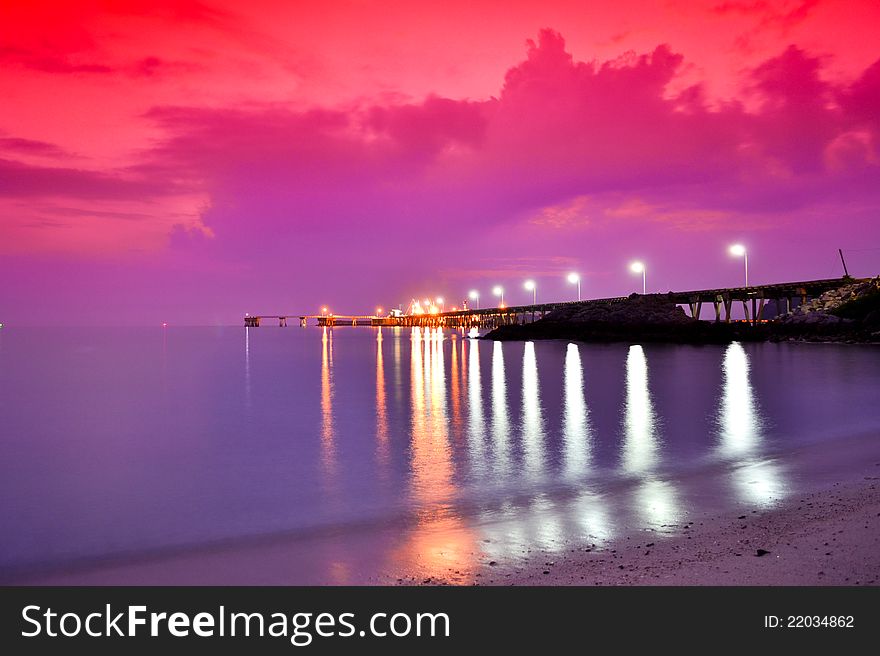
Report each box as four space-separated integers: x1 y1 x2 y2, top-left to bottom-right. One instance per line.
244 277 863 328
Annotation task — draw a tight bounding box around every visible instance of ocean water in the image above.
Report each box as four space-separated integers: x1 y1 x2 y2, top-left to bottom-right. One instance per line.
1 326 878 583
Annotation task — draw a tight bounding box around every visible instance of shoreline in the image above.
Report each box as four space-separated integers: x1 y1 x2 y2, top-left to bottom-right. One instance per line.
7 432 880 587
428 477 880 586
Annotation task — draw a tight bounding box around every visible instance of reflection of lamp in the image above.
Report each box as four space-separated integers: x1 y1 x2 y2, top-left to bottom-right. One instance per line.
490 341 511 476
521 341 544 476
729 244 749 287
629 261 646 294
563 343 589 477
567 273 581 301
622 345 657 474
719 341 759 455
717 341 783 507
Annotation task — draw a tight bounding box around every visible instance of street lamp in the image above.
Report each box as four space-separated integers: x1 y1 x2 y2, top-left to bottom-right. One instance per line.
376 307 383 316
469 290 480 309
729 244 748 287
567 273 581 301
436 297 444 312
630 261 646 294
321 307 328 316
524 279 536 304
492 285 504 307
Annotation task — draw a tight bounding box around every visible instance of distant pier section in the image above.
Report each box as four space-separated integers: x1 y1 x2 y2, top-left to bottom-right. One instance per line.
244 277 864 329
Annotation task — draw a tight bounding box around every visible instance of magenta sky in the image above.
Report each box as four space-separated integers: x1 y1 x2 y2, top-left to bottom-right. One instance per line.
2 0 879 324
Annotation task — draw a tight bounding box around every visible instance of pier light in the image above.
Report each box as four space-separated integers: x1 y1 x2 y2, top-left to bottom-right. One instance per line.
729 244 749 288
321 307 328 316
524 279 537 304
492 285 505 307
376 307 383 316
567 273 581 301
630 261 646 294
469 290 480 309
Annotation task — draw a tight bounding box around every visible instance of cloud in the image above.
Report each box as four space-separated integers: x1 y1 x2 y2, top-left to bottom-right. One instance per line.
712 0 819 30
0 158 174 199
0 136 76 159
6 29 880 269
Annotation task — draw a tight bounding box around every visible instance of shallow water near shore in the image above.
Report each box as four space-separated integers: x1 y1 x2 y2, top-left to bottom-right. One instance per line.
1 326 878 583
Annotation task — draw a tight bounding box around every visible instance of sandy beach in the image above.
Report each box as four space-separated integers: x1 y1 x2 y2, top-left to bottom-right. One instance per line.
417 475 880 587
6 429 879 587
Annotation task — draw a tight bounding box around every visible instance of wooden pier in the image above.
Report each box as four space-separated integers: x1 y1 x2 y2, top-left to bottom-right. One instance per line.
244 277 863 329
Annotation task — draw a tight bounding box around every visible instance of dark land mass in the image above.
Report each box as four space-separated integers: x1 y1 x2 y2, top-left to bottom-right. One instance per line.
484 278 880 344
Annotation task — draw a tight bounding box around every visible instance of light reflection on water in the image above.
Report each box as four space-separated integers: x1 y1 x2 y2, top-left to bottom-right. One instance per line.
490 341 511 478
622 344 660 475
562 343 591 479
719 341 784 508
521 342 546 479
1 327 878 582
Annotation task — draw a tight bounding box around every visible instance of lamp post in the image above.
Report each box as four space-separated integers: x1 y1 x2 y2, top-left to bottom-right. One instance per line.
524 279 536 304
567 273 581 301
492 285 505 307
630 261 646 294
469 290 480 310
436 297 444 313
729 244 749 288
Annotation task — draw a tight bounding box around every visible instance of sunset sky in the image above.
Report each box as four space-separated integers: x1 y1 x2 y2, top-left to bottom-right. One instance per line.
2 0 879 324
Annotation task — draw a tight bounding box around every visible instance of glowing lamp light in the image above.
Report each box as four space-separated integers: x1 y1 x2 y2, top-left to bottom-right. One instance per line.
568 272 581 300
630 261 646 294
468 290 480 309
524 279 536 304
492 285 505 307
162 322 168 328
729 244 749 287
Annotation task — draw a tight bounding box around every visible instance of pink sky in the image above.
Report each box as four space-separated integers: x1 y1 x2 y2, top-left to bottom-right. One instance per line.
1 0 879 324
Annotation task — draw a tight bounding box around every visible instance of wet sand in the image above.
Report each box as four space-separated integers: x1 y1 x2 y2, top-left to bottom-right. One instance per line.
9 433 880 587
434 477 880 586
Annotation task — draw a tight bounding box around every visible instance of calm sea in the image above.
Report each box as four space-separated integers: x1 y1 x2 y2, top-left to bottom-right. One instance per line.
1 327 878 582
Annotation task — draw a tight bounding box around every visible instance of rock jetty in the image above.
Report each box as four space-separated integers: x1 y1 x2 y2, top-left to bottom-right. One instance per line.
484 277 880 344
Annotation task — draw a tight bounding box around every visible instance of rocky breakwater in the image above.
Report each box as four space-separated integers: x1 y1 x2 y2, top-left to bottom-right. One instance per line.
774 277 880 343
484 294 764 343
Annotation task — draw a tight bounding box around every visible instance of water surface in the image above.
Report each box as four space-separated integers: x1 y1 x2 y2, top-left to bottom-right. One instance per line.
1 327 878 583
